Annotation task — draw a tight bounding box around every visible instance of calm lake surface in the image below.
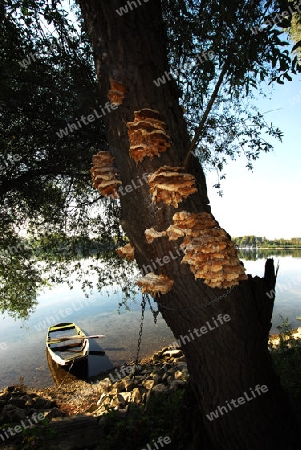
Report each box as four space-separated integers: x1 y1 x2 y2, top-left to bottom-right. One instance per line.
0 249 300 389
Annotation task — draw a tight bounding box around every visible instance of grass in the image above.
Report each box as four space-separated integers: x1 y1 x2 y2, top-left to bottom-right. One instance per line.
269 317 301 418
0 418 57 450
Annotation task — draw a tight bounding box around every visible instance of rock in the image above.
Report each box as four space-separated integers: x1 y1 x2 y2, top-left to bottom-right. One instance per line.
129 376 143 385
162 349 183 358
86 403 99 414
0 393 10 402
167 376 174 385
3 386 18 394
146 383 169 404
150 384 169 395
150 374 161 384
160 347 171 355
25 397 35 407
115 380 126 392
94 406 106 416
128 365 143 378
124 379 134 391
176 362 187 370
142 380 155 390
9 396 27 408
2 404 27 422
110 397 122 409
132 388 142 405
98 379 112 392
97 393 107 406
174 370 183 380
162 373 169 382
117 392 132 404
95 398 111 415
162 364 171 372
46 407 65 420
170 380 186 390
34 396 55 408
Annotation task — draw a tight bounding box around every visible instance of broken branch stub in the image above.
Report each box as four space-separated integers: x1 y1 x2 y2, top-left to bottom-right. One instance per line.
137 272 174 297
91 151 121 199
144 211 248 289
148 166 197 208
116 243 135 261
107 77 126 106
127 109 171 163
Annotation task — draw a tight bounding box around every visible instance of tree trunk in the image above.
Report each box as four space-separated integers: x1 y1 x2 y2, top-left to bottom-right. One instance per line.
78 1 299 448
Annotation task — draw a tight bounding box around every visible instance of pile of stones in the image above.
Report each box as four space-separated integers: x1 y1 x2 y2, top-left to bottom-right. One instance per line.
91 347 188 417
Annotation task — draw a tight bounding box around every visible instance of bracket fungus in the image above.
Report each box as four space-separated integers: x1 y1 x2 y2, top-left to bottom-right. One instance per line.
145 228 167 244
90 151 121 199
148 166 197 207
116 243 135 261
107 78 126 106
145 211 248 289
137 272 174 297
127 109 171 163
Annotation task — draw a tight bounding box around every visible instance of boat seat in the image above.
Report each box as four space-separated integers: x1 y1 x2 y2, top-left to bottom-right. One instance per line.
50 343 83 352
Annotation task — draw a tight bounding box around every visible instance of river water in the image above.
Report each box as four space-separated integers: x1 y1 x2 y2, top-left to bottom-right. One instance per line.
0 249 300 389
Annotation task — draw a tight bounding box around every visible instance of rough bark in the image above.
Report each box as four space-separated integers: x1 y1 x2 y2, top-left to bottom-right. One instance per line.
78 1 299 448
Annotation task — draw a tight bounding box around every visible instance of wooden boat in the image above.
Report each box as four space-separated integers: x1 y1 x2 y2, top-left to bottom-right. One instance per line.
46 348 88 385
46 322 89 367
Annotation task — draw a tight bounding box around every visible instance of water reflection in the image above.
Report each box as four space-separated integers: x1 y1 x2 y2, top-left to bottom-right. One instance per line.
239 248 301 260
0 250 300 389
239 249 301 333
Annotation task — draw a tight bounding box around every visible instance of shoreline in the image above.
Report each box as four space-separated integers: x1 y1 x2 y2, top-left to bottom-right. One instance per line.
1 332 300 449
0 346 187 448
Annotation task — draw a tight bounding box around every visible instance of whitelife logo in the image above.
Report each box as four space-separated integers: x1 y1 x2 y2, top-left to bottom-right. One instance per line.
56 102 118 138
250 1 301 35
171 314 231 348
141 435 171 450
0 342 7 351
288 89 301 106
116 0 151 17
141 247 183 275
0 413 45 443
266 274 301 299
153 50 215 87
33 297 97 332
206 384 269 421
109 364 141 383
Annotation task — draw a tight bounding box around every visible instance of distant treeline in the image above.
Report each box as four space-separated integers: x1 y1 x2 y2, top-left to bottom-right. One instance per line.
3 234 120 260
232 236 301 248
4 234 301 261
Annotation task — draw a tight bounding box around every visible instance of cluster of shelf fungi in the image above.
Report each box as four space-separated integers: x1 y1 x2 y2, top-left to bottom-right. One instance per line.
91 84 247 296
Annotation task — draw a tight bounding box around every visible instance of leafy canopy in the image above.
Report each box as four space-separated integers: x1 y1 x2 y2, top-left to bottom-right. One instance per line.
0 0 299 318
162 0 300 184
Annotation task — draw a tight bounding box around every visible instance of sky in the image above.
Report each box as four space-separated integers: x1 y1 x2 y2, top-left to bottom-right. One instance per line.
206 72 301 239
60 1 300 240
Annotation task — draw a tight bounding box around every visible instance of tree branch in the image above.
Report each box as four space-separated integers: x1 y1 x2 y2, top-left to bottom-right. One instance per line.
183 54 232 168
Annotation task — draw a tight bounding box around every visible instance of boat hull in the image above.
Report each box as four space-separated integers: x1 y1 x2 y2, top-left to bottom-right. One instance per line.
46 322 89 367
